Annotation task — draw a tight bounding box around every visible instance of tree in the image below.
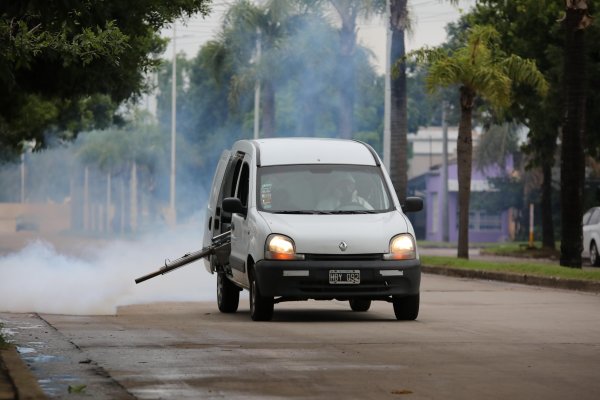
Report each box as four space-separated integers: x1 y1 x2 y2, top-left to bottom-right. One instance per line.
0 0 211 158
408 25 548 258
203 0 312 138
464 0 564 251
76 116 168 231
388 0 460 203
389 0 409 203
327 0 385 138
560 0 593 268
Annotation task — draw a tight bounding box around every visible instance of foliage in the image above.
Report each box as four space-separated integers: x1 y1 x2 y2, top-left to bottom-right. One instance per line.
406 24 547 258
0 0 211 159
475 123 519 171
154 0 387 190
406 26 548 108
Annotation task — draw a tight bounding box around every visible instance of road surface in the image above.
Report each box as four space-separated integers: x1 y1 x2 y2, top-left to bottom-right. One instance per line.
2 273 599 399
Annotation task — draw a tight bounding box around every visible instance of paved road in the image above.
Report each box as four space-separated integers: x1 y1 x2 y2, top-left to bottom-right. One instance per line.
2 273 600 399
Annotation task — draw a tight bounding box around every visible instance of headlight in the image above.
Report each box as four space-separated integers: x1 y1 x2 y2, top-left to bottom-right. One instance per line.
384 234 416 260
265 234 305 260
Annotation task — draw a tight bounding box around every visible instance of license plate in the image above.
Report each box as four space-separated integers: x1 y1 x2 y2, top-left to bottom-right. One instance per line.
329 270 360 285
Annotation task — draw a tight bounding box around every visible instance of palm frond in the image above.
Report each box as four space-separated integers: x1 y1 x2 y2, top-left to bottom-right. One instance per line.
471 65 512 110
502 55 549 97
466 25 499 64
425 57 463 93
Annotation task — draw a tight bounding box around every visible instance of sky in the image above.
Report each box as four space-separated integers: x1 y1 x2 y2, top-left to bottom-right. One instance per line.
161 0 478 73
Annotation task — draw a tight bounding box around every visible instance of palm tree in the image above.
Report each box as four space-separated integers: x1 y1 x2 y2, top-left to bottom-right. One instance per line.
388 0 460 203
407 25 548 258
560 0 592 268
389 0 409 203
204 0 301 138
327 0 385 138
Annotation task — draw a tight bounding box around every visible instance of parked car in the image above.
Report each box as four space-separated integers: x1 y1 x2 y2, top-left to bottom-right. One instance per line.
202 138 423 321
583 207 600 266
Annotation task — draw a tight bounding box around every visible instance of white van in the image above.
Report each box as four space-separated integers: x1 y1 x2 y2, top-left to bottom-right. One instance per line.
202 138 423 321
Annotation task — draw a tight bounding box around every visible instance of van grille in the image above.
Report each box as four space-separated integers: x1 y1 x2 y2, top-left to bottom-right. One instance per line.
303 253 383 261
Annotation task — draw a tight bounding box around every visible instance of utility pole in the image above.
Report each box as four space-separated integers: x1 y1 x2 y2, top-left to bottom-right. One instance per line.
170 22 177 224
253 28 262 140
441 101 449 242
20 153 25 203
106 173 111 233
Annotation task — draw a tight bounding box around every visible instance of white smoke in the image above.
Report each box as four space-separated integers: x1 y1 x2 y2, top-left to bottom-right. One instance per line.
0 222 219 315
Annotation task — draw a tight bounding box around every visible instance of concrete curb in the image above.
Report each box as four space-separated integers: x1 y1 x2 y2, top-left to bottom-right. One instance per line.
0 346 47 400
422 265 600 293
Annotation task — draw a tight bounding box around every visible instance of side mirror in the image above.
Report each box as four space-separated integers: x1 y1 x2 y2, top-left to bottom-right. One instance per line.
222 197 247 216
402 197 423 213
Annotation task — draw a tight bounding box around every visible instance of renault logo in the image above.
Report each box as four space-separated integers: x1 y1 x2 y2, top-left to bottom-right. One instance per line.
339 241 348 251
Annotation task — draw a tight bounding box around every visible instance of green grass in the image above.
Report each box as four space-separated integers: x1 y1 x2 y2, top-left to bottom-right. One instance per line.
421 255 600 282
479 242 561 259
420 241 512 249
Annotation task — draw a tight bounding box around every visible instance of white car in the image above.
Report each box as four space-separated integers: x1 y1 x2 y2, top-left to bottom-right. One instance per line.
202 138 423 321
582 207 600 266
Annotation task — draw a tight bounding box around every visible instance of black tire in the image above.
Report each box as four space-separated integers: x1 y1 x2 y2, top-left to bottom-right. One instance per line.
591 242 600 267
250 271 274 321
349 299 371 312
392 294 419 321
217 273 239 313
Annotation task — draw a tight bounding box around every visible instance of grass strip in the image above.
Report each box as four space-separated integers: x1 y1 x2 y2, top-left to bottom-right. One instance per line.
421 255 600 282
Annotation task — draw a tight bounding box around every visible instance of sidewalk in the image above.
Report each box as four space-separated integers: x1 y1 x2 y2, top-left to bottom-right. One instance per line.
0 346 47 399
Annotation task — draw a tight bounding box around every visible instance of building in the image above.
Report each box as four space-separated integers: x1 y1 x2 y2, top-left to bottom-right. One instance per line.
408 157 513 244
407 126 481 179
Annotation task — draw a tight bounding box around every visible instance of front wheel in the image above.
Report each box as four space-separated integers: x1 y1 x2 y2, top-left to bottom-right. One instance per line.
250 272 274 321
349 299 371 312
217 273 239 313
591 242 600 267
392 294 419 321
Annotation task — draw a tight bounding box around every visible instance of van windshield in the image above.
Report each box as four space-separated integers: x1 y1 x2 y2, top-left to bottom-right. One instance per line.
257 165 393 214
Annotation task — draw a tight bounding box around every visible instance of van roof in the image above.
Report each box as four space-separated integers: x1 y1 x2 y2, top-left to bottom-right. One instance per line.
250 138 380 167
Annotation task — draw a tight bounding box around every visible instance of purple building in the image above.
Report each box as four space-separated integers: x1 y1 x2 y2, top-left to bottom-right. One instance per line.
408 159 513 243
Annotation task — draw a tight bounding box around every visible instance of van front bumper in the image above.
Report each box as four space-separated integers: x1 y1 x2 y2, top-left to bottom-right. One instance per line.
253 259 420 299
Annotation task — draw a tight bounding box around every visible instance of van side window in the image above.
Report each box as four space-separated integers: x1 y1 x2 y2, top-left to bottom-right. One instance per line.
229 159 243 197
589 209 600 225
236 162 250 207
216 154 244 233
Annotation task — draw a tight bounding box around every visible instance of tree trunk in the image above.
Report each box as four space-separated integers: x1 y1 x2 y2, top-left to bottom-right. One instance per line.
541 161 555 249
337 6 356 139
560 3 588 268
389 0 408 203
262 80 276 138
457 86 474 259
338 52 354 139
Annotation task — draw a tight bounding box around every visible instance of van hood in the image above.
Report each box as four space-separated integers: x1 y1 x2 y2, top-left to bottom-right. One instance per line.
258 211 410 255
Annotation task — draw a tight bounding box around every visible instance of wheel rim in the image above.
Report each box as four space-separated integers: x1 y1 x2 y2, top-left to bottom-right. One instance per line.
592 244 597 264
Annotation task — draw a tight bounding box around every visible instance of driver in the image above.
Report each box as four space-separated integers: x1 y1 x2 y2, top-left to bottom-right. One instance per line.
317 173 374 210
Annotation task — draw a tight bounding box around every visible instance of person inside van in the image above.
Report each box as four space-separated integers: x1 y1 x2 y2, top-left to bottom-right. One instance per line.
317 173 374 211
